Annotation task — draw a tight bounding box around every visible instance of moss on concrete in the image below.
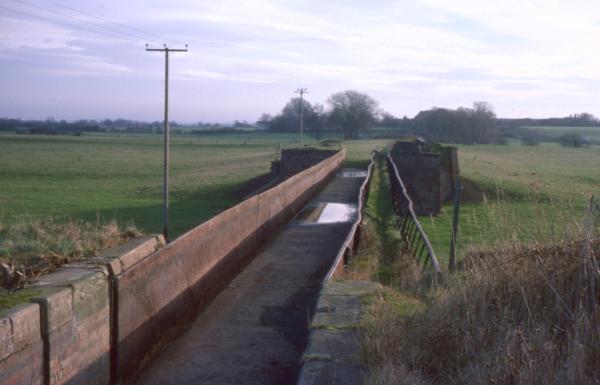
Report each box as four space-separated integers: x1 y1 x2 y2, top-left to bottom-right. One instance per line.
0 288 41 314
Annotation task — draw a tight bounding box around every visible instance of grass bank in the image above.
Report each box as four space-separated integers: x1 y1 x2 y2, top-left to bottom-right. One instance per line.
347 146 600 384
362 235 600 385
0 217 140 294
420 141 600 265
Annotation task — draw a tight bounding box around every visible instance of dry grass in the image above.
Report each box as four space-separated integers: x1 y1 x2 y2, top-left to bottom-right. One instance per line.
363 234 600 385
0 217 141 290
357 153 600 384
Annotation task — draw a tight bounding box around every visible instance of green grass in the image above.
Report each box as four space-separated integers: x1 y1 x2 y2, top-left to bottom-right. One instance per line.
345 152 427 289
344 154 400 281
521 125 600 140
0 288 41 314
0 132 389 239
0 133 277 237
420 141 600 265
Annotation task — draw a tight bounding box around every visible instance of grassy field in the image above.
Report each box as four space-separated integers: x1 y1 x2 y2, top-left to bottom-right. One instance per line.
2 131 595 262
0 132 388 239
349 142 600 385
420 141 600 264
521 125 600 140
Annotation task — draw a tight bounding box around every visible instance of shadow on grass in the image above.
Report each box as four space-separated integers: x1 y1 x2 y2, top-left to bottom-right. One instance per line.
76 183 242 240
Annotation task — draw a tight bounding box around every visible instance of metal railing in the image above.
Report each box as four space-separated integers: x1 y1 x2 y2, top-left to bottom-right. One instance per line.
387 154 442 274
325 153 375 280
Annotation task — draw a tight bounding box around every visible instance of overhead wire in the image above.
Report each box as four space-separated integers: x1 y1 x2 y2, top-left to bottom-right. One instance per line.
4 0 186 46
7 0 145 42
42 0 185 46
0 4 129 41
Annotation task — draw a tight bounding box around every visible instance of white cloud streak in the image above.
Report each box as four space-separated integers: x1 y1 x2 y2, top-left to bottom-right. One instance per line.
2 0 600 119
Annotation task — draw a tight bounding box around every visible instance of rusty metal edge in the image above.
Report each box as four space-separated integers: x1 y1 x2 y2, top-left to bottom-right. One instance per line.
386 153 442 274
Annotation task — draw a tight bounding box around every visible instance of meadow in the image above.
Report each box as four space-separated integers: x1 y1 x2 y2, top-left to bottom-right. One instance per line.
0 132 387 239
2 129 597 265
420 141 600 264
522 125 600 140
344 137 600 385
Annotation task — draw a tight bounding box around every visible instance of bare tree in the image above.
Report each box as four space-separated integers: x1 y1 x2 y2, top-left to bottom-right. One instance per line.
327 90 379 139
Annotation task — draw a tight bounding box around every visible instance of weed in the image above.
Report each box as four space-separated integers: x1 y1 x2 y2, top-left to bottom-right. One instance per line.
0 217 141 291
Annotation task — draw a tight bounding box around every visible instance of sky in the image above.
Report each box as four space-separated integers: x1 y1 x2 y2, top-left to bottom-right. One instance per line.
2 0 600 123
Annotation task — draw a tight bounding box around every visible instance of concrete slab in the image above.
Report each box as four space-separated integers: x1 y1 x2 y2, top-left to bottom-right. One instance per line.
311 295 364 328
321 281 382 297
303 328 361 361
298 281 382 385
32 266 99 287
298 358 363 385
134 169 366 385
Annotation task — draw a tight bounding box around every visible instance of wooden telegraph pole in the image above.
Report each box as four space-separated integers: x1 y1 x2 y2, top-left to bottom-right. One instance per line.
146 43 188 242
295 88 308 147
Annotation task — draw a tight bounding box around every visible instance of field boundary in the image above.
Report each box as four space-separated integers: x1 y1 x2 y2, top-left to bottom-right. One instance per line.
387 153 441 274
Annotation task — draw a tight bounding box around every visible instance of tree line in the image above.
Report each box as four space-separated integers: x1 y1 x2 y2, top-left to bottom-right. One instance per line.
257 90 383 140
497 113 600 129
3 91 598 145
262 92 599 145
260 91 498 143
0 118 173 135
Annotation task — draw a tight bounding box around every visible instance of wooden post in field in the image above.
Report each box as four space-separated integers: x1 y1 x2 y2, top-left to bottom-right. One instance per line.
449 178 462 272
294 88 308 147
146 44 188 242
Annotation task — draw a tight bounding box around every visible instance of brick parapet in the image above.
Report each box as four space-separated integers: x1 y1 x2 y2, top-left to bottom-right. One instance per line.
113 149 345 383
279 148 339 180
0 149 344 385
0 303 44 385
0 235 164 385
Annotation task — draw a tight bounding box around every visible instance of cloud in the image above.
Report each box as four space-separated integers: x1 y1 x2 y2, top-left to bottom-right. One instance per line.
3 0 600 120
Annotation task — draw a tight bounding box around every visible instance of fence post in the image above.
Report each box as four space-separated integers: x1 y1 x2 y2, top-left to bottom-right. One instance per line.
449 178 462 272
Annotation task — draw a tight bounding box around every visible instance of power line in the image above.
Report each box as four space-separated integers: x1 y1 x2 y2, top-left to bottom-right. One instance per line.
0 4 129 41
8 0 145 42
42 0 183 45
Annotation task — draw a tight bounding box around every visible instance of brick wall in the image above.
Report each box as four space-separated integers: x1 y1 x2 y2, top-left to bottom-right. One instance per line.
0 267 113 385
390 142 442 216
434 145 459 202
0 303 44 385
31 271 111 385
0 150 344 385
278 148 339 179
113 149 345 383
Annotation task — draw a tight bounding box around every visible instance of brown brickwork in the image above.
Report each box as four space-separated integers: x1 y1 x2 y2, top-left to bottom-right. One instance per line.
0 151 344 385
391 142 442 215
31 271 110 385
0 303 44 385
114 149 345 384
278 148 339 180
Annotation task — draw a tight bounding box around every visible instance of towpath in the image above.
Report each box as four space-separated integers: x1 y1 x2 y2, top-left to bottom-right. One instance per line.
134 168 367 385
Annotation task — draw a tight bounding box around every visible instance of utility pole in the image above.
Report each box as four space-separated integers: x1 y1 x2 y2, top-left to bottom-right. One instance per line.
146 43 188 242
295 88 308 147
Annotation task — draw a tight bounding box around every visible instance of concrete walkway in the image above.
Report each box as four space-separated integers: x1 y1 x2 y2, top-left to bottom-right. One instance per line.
134 169 366 385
